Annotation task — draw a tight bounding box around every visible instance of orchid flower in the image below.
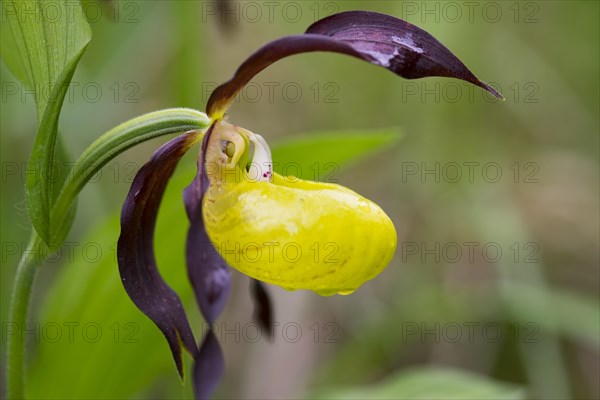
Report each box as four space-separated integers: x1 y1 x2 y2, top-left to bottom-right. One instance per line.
117 10 502 399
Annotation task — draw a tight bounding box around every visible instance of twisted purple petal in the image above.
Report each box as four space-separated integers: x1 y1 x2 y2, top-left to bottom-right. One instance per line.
117 131 201 378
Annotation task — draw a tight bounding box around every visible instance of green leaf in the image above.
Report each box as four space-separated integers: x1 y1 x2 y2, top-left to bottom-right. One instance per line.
1 0 92 245
28 130 400 398
313 368 526 400
271 128 401 181
1 0 91 119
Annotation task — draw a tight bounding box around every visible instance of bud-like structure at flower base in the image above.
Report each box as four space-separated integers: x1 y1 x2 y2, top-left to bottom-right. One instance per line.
202 121 397 295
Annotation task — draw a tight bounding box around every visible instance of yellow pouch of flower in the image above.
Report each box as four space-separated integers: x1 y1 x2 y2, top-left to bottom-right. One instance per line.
202 121 397 295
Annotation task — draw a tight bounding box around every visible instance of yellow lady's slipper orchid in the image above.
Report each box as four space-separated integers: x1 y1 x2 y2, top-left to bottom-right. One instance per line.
116 10 501 399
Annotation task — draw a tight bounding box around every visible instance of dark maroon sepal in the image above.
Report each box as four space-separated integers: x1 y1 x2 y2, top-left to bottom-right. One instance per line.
117 131 201 378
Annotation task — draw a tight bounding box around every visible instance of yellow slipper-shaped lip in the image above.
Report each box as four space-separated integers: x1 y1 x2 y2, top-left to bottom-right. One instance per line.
203 121 397 295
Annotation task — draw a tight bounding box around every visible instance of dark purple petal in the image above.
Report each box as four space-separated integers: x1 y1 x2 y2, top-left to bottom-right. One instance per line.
184 123 232 323
117 131 201 378
206 10 501 117
193 330 225 400
251 280 273 341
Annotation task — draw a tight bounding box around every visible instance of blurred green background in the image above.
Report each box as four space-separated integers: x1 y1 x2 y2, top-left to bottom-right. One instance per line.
1 1 598 399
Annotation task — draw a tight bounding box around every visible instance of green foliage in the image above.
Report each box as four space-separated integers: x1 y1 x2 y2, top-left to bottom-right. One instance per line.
1 0 91 246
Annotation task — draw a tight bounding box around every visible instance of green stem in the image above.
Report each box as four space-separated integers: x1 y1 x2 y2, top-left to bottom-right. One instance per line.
6 233 44 399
